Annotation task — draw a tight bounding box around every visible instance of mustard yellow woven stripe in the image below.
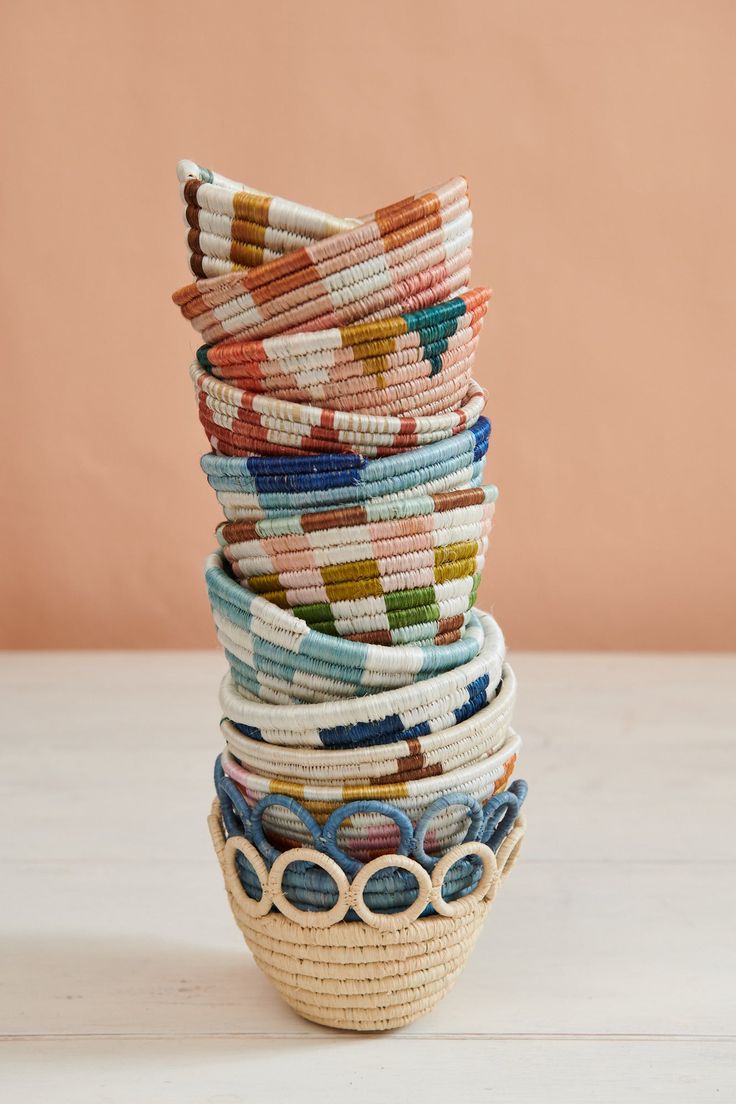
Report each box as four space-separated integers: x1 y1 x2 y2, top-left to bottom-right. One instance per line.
434 540 479 566
319 558 381 585
230 240 266 267
324 576 386 603
232 191 273 226
340 317 409 347
433 556 478 584
268 779 305 799
230 217 268 247
351 340 399 362
362 354 391 378
341 781 409 800
258 589 291 608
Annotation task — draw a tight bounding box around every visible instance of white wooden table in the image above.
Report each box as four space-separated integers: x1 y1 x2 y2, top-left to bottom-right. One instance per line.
1 653 734 1102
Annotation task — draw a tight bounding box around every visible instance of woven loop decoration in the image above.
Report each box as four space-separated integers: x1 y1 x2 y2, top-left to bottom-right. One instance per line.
214 762 527 914
218 805 515 931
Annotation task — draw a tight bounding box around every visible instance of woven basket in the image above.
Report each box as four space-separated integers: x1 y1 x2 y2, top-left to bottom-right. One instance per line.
224 549 485 646
218 484 495 550
218 603 504 725
206 551 495 704
220 490 495 631
220 727 520 844
214 769 527 906
197 290 490 414
173 177 472 344
193 365 486 458
222 506 494 581
209 798 526 1030
222 662 515 780
220 490 493 645
202 421 490 520
178 159 359 278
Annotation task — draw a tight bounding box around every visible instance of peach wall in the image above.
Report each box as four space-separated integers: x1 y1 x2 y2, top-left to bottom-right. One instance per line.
1 0 734 649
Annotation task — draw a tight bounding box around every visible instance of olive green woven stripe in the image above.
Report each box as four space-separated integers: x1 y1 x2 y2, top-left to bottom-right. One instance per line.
292 602 329 623
304 601 443 633
303 618 340 637
384 585 435 612
292 603 338 634
293 584 440 625
387 602 442 630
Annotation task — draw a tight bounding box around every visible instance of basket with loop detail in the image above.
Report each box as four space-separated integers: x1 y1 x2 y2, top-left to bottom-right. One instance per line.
209 797 526 1030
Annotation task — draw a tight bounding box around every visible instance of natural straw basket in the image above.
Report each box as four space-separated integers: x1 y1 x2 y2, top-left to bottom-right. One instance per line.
208 799 526 1030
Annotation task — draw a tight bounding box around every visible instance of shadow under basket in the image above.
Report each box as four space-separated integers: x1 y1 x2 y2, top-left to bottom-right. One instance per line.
208 798 526 1031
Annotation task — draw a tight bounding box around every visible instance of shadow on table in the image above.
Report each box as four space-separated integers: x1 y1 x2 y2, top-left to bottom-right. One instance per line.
3 932 347 1040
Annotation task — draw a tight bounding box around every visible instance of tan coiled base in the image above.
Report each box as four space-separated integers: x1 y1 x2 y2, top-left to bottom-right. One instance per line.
209 800 525 1031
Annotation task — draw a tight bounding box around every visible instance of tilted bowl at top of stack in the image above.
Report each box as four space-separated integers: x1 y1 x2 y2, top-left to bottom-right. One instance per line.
177 158 361 278
173 170 474 344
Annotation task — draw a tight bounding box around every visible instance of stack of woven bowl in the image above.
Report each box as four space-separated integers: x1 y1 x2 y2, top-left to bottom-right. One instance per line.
173 160 528 1031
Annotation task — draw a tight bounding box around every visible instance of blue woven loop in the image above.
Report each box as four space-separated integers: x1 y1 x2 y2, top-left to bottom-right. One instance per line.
214 764 253 841
213 774 529 918
509 778 528 806
321 800 415 876
413 793 484 870
250 793 322 865
480 784 526 851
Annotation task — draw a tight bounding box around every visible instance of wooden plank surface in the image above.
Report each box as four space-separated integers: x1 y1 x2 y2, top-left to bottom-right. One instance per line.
1 652 734 1101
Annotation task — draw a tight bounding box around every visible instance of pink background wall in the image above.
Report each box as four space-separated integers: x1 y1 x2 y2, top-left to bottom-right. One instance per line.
2 0 734 650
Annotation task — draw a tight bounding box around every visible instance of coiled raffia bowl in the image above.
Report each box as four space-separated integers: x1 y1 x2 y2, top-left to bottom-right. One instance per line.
208 799 525 1031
